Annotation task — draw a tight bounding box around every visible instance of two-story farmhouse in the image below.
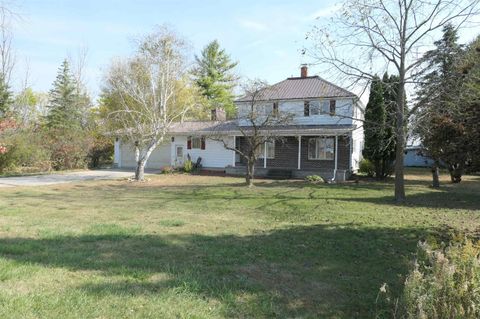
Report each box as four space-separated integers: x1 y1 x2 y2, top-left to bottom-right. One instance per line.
114 66 364 181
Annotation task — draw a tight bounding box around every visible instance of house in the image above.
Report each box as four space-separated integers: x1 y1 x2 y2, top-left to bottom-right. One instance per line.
114 66 364 181
404 145 435 167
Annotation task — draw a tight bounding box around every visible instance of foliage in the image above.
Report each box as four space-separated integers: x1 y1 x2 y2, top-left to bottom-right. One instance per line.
45 128 92 170
402 239 480 318
192 40 238 118
87 134 113 169
101 26 198 181
183 159 193 173
305 175 325 183
161 165 175 174
359 159 375 177
0 75 13 117
0 128 51 174
44 60 84 129
414 24 467 183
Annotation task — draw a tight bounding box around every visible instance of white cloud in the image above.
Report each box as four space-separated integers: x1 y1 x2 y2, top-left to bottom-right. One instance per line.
237 18 268 31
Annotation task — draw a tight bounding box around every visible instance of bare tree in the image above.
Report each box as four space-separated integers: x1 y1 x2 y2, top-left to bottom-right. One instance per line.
211 80 292 187
307 0 480 203
103 26 199 181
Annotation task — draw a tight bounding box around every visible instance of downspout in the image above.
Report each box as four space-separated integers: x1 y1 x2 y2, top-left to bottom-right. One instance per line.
330 135 338 183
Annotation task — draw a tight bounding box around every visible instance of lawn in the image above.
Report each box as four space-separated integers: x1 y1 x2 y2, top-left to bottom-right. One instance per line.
0 169 479 318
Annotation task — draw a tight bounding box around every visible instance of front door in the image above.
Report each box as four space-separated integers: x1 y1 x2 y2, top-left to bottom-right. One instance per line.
175 145 184 166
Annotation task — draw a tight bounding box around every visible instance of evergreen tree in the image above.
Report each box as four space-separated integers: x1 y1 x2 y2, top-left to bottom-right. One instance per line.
193 40 238 118
0 75 12 117
363 76 386 179
45 60 82 129
414 24 466 184
381 73 399 176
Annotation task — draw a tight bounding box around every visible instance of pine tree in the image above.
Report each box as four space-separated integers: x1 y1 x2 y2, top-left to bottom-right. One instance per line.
363 76 386 178
0 75 12 117
193 40 238 118
414 24 466 184
45 60 82 129
381 73 400 177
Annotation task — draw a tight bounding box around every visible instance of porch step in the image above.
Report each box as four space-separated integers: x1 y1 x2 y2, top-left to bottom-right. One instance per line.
266 169 292 180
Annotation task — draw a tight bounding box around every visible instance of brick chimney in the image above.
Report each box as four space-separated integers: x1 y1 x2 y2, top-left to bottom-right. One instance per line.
211 108 226 121
300 64 308 78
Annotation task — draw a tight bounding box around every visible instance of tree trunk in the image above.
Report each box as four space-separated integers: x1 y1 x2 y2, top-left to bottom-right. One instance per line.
431 163 440 188
394 69 406 203
135 160 146 181
246 159 255 187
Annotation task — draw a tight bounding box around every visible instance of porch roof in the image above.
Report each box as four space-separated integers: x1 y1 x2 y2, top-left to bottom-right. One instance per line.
169 121 356 136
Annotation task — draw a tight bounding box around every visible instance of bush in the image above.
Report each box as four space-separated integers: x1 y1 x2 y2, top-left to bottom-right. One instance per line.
87 134 113 168
161 166 175 174
46 128 93 170
359 158 375 177
0 129 52 174
305 175 325 183
183 159 193 173
402 239 480 318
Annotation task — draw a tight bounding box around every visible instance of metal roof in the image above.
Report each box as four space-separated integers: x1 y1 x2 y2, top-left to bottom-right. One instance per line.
169 121 355 136
235 76 357 102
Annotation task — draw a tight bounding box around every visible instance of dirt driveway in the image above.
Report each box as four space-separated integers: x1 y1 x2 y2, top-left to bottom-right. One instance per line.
0 169 146 187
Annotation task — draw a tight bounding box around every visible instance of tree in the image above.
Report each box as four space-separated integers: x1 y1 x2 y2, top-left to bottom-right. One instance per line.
45 60 82 129
0 6 16 118
102 26 200 181
458 36 480 173
363 76 386 178
307 0 480 203
193 40 238 118
414 24 466 185
210 80 292 187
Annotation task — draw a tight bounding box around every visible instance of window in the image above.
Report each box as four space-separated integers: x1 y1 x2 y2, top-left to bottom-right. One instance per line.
258 141 275 159
329 100 336 115
263 104 273 115
305 100 321 116
187 136 205 150
308 137 334 160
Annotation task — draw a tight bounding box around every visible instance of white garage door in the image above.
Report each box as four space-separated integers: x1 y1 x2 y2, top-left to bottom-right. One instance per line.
120 142 171 169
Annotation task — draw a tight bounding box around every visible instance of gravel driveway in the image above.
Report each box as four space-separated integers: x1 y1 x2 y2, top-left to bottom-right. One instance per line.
0 169 144 187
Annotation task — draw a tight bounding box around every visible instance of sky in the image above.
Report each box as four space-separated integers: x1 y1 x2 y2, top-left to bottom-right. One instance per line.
9 0 480 102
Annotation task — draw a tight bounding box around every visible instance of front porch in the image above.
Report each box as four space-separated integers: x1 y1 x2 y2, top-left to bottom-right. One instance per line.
230 135 352 181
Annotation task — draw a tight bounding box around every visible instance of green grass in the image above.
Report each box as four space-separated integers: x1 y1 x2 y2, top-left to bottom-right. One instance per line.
0 170 478 318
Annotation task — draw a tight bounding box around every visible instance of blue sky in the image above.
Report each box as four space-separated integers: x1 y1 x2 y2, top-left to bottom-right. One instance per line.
13 0 340 100
11 0 480 102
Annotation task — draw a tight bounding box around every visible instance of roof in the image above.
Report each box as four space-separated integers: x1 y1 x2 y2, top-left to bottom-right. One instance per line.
235 76 357 102
169 121 355 136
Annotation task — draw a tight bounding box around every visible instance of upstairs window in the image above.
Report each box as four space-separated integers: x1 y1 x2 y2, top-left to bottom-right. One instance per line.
329 100 336 115
262 104 273 115
308 137 334 160
305 101 321 116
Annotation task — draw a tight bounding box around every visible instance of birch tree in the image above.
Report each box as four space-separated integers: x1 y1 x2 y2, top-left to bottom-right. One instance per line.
307 0 479 203
102 26 198 181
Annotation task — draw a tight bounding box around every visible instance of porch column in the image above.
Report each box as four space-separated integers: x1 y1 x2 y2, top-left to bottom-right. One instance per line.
263 141 267 168
232 136 236 167
297 135 301 170
334 135 338 178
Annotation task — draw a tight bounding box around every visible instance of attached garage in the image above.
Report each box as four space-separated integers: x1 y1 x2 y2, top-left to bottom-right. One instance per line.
117 141 171 169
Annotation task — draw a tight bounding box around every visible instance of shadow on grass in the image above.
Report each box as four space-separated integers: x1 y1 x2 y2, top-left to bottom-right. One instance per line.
0 224 429 317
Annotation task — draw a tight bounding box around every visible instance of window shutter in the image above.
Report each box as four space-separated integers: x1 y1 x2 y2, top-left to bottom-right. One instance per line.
330 100 336 115
201 137 206 150
304 101 310 116
273 102 278 116
187 136 192 149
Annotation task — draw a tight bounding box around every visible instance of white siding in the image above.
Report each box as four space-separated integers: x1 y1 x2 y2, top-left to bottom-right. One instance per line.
237 98 354 126
118 141 171 169
171 136 234 168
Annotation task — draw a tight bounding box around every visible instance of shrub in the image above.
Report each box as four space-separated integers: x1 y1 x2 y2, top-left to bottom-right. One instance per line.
305 175 325 183
87 134 113 168
402 239 480 318
161 166 175 174
0 129 52 174
183 159 193 173
46 128 93 170
359 158 375 177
